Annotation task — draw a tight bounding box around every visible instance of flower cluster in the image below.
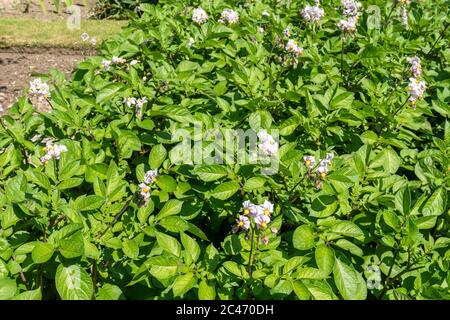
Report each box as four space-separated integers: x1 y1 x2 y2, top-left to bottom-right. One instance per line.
301 1 325 24
406 56 426 107
218 9 239 24
233 200 274 235
283 39 304 67
100 56 126 71
123 97 148 117
304 153 335 188
40 140 68 164
29 78 51 99
192 7 208 24
258 130 279 156
407 56 422 78
111 56 127 64
138 169 158 206
401 6 408 28
337 0 362 34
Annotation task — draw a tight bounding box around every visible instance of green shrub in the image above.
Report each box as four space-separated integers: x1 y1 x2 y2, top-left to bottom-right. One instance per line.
0 0 449 300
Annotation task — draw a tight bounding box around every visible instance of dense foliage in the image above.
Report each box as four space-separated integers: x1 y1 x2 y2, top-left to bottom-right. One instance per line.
0 0 449 300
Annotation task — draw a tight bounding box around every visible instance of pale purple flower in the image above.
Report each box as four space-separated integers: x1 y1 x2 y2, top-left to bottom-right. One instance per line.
192 7 208 24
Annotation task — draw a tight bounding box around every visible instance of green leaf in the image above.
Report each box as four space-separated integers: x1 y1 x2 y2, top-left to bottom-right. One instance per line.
210 181 239 200
180 232 200 264
96 83 124 104
96 284 125 300
32 242 55 264
193 165 228 182
26 170 51 190
198 280 216 300
55 264 94 300
155 231 181 257
156 175 177 192
244 177 266 191
60 231 85 259
145 255 179 280
315 245 335 275
291 280 310 300
293 225 316 250
12 288 42 300
328 221 365 241
172 272 195 297
383 148 400 174
123 238 140 260
76 195 104 212
155 199 184 221
422 188 447 216
333 258 367 300
149 144 167 169
0 278 17 300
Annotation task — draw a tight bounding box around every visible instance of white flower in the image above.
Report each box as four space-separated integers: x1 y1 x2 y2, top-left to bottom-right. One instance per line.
143 169 158 184
283 27 292 37
81 32 89 42
90 38 97 46
285 39 304 57
301 4 325 23
242 200 258 217
258 130 279 156
139 183 151 202
219 9 239 24
262 10 270 17
317 164 328 179
258 26 265 33
29 78 51 98
407 78 426 105
40 140 67 164
237 215 250 230
101 59 111 71
259 200 274 217
130 60 139 66
407 56 421 78
337 17 358 33
124 97 137 108
192 7 208 24
187 37 195 48
341 0 362 17
255 214 271 230
401 6 408 28
304 155 316 168
111 56 126 64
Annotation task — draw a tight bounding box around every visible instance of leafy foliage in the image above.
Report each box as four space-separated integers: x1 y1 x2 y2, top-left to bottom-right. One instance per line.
0 0 449 300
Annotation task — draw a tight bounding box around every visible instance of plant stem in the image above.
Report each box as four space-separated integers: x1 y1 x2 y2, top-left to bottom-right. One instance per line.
340 35 344 81
425 22 449 57
247 228 255 277
98 198 132 239
12 256 28 289
379 248 399 299
383 1 398 31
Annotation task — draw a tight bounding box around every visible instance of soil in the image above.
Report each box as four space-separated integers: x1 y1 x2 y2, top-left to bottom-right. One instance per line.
0 47 92 110
0 1 97 112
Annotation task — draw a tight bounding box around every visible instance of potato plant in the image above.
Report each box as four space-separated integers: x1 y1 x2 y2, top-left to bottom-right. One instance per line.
0 0 449 300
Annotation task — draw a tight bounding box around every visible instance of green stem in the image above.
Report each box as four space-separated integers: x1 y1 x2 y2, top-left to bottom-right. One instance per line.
247 228 255 277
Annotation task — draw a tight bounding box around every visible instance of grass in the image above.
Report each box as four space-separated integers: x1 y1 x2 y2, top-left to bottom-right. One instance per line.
0 17 127 49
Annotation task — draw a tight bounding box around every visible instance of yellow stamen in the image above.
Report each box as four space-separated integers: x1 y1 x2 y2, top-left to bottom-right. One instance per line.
238 221 244 227
143 187 149 193
320 172 327 179
305 160 311 166
261 222 267 229
264 209 270 216
243 209 250 215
